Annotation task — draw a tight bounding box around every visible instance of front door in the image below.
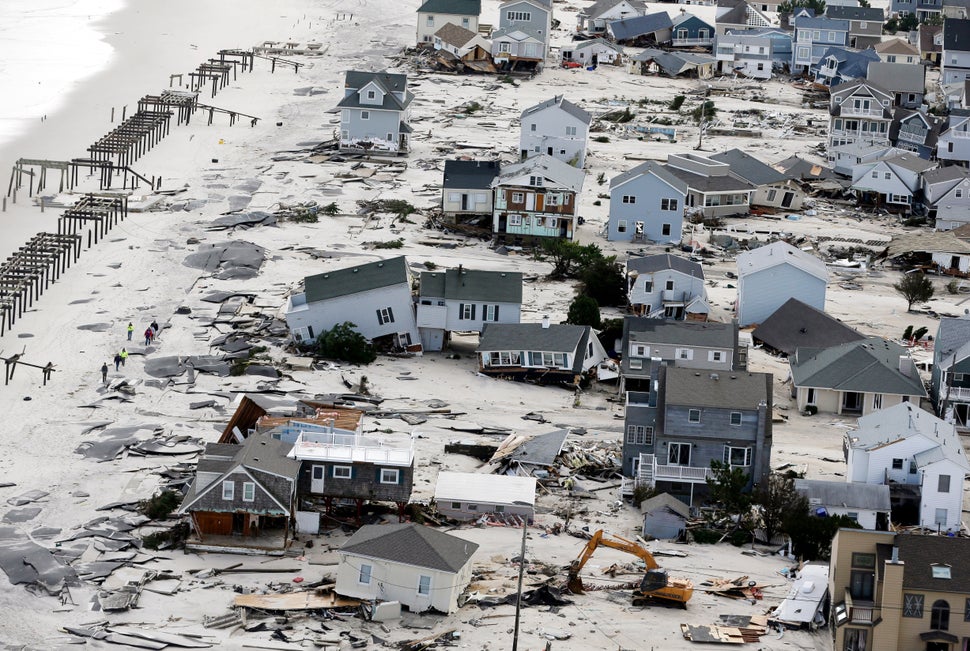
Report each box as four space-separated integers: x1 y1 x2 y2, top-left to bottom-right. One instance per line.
842 392 863 413
461 194 469 211
781 192 794 208
311 465 325 493
232 513 245 536
951 255 961 270
668 443 691 466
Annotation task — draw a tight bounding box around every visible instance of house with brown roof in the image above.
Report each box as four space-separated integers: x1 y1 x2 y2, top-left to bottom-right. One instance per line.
874 38 921 65
919 23 943 64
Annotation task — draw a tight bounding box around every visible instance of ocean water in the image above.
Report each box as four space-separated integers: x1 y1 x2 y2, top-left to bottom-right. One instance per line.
0 0 123 149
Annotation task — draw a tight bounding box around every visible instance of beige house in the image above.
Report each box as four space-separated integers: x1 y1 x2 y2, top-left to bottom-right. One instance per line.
336 523 479 614
874 38 920 65
416 0 481 46
830 528 970 651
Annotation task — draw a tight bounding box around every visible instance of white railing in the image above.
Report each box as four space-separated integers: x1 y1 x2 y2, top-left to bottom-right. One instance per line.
840 106 883 117
951 130 970 139
898 127 927 144
943 385 970 401
672 37 714 46
291 431 413 466
654 464 712 482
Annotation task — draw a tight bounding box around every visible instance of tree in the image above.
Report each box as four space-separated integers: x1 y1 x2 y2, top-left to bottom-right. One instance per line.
692 100 717 125
778 0 825 15
893 272 935 311
535 239 604 279
706 460 752 520
782 511 861 560
580 256 626 307
753 474 803 544
316 322 377 364
566 295 601 328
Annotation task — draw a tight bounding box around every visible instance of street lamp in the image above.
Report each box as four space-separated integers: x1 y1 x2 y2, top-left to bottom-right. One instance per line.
511 501 531 651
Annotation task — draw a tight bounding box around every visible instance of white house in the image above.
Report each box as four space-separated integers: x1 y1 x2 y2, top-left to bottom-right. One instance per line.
850 154 937 209
284 256 421 352
416 0 481 46
794 479 890 530
434 472 536 520
561 38 624 66
336 523 479 614
713 32 774 79
845 403 970 531
923 165 970 230
519 95 592 168
625 253 708 319
415 266 523 351
336 71 414 154
577 0 645 35
477 320 608 386
942 17 970 85
736 241 828 327
937 110 970 166
433 23 491 59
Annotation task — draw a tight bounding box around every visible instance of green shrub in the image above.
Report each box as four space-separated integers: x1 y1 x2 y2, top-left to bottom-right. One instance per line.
139 490 181 520
320 202 339 216
142 522 190 550
374 239 404 249
566 295 601 328
805 405 818 416
669 95 686 111
593 135 610 143
316 322 377 364
691 528 722 544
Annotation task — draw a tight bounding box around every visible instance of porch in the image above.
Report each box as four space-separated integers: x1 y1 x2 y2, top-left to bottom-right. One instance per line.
634 453 712 486
185 530 290 556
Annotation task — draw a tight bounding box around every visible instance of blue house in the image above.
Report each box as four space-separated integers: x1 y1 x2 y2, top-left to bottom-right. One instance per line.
736 241 828 327
791 13 849 73
890 0 942 23
932 314 970 430
606 11 673 44
670 11 715 48
813 46 879 86
607 161 688 243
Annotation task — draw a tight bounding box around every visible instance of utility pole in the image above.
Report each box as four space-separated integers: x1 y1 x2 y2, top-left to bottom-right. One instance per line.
696 99 707 151
512 510 529 651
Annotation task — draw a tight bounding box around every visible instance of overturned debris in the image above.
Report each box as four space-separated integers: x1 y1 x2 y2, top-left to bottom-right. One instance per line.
234 589 361 611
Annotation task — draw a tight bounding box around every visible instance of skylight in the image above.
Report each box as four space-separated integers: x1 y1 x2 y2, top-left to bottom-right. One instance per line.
931 564 951 579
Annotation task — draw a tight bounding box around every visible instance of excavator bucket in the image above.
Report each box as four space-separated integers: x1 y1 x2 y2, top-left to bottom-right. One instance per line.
566 574 585 594
640 569 669 593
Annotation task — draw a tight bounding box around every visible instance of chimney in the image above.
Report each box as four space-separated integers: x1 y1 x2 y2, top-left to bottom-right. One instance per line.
891 546 899 563
542 315 551 329
899 355 910 377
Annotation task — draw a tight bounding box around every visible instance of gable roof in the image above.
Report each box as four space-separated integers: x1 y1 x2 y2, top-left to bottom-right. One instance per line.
709 148 788 186
879 153 938 174
340 523 479 573
664 160 755 192
752 298 865 355
521 95 592 125
417 0 481 15
418 267 523 303
624 316 736 350
671 11 714 28
923 164 970 187
626 253 704 277
851 404 966 470
304 256 409 303
774 155 838 181
820 46 879 82
794 15 849 30
443 160 500 189
337 71 413 112
874 38 919 56
573 37 624 54
935 315 970 370
478 323 589 354
610 160 689 195
866 62 925 94
825 5 884 20
608 11 673 40
579 0 645 19
920 23 943 54
641 492 690 519
795 479 890 511
737 241 829 281
897 534 970 595
663 366 771 410
492 154 586 192
943 17 970 52
434 22 480 48
790 337 927 396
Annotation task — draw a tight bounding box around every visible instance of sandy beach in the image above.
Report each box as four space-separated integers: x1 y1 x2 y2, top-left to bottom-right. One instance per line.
0 0 963 648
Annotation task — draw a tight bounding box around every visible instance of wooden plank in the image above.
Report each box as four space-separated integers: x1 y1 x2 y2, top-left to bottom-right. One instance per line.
233 591 360 611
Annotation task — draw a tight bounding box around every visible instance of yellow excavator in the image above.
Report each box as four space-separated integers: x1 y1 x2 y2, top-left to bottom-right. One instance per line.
567 529 693 607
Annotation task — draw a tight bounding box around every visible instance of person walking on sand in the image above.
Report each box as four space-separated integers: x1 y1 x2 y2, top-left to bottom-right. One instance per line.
114 353 122 371
120 348 128 366
150 320 159 339
145 327 153 346
127 322 134 341
101 363 108 384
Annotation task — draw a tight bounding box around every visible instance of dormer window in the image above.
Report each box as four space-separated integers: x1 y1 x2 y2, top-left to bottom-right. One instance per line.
367 90 376 100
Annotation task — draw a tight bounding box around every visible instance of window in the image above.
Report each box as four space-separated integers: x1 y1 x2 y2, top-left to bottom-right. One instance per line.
222 481 234 500
676 348 693 361
688 409 701 423
936 508 948 525
723 446 752 467
509 214 522 226
932 564 951 579
766 189 777 202
884 172 891 180
507 10 531 20
843 629 867 650
380 468 400 484
566 126 577 136
965 598 970 622
662 223 671 236
462 17 469 27
529 176 543 187
730 411 742 426
910 461 918 474
545 193 561 206
629 358 643 370
958 189 964 199
622 195 636 204
871 171 879 179
626 425 653 445
665 279 674 291
377 307 395 325
709 351 723 363
367 90 376 99
852 552 875 569
872 393 882 409
361 110 370 120
904 593 924 617
668 442 690 465
499 42 511 53
643 279 653 293
892 458 903 470
460 303 475 320
661 198 678 211
451 501 461 509
850 552 875 600
417 575 432 596
426 16 434 26
939 474 951 493
511 192 524 203
333 466 352 479
359 564 372 585
242 482 255 502
484 304 499 322
807 388 816 405
931 600 950 630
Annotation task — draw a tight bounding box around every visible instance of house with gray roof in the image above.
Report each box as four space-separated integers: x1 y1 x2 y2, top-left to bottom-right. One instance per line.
606 11 673 44
664 153 755 219
791 14 849 73
936 109 970 165
607 161 689 243
630 48 716 78
441 160 500 226
824 5 884 49
751 297 865 356
179 434 301 553
577 0 645 35
790 337 926 416
491 0 552 68
519 95 592 168
850 153 937 210
491 154 585 243
477 320 608 386
828 80 894 156
714 31 776 79
889 108 940 161
866 62 926 110
417 0 481 46
942 17 970 85
924 165 970 230
641 493 690 539
931 314 970 429
415 266 522 351
284 256 421 353
710 148 805 210
336 523 479 614
736 241 828 327
624 364 772 505
814 46 879 87
829 141 900 178
846 402 970 530
336 71 414 154
624 254 709 320
794 479 890 530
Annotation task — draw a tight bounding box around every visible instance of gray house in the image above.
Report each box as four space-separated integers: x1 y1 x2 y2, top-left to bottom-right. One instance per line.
932 314 970 429
751 297 864 356
924 165 970 230
824 5 884 49
942 17 970 85
709 148 805 211
664 153 755 219
624 365 773 505
620 317 744 394
625 253 708 320
477 320 609 386
577 0 646 35
790 337 927 416
179 434 300 553
284 256 422 353
336 71 414 154
415 266 523 351
519 96 592 168
793 479 890 530
736 241 828 327
936 109 970 166
641 493 690 539
866 62 926 110
492 0 552 67
607 161 688 243
441 160 500 227
606 11 673 45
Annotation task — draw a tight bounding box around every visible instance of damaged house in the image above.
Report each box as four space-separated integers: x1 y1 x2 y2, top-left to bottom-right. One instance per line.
736 241 828 328
441 159 500 229
751 297 865 357
336 71 413 155
664 153 755 219
433 471 536 520
519 95 592 168
491 0 553 70
931 313 970 430
490 154 585 243
416 0 481 47
624 254 709 320
285 256 421 353
432 23 494 71
850 153 936 211
607 11 673 45
709 148 805 211
576 0 645 35
415 266 523 351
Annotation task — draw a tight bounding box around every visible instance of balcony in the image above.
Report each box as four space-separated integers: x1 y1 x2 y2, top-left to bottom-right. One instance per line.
951 129 970 139
844 591 878 625
634 453 712 485
290 430 414 466
662 289 688 306
672 37 714 47
898 126 928 144
941 385 970 401
840 105 884 117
